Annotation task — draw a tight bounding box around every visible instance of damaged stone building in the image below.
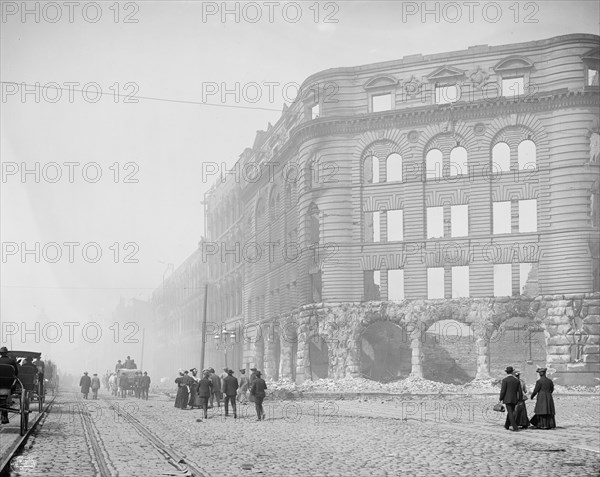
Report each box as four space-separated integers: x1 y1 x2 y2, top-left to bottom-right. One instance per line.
199 34 599 386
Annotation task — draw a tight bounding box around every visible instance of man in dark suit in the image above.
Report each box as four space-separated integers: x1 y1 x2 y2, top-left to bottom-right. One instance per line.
250 371 268 421
222 369 239 418
197 371 213 419
499 366 523 432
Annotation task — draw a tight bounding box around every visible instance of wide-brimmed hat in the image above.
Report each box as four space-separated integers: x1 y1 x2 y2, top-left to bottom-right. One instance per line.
514 370 521 376
239 369 245 373
255 371 262 377
505 366 514 374
227 369 234 374
536 367 547 373
250 367 257 371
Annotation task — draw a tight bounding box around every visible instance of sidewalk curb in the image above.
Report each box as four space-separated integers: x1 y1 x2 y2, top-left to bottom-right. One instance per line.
270 391 600 400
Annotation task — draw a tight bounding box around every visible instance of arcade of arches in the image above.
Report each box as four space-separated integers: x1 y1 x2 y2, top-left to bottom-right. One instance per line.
248 293 600 386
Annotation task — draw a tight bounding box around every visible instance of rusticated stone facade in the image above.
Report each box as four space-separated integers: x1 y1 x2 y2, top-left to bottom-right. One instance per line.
198 34 599 385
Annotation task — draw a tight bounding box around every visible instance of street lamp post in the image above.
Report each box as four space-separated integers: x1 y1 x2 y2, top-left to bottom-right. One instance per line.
214 330 237 369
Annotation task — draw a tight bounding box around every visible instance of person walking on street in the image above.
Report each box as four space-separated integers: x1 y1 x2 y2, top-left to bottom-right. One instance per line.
250 370 267 421
0 347 18 424
197 371 213 419
174 370 190 409
529 367 556 429
499 366 523 432
237 369 249 405
209 368 221 408
248 367 258 405
140 372 151 400
188 368 200 409
91 373 101 400
513 370 529 429
80 372 92 400
119 371 129 398
222 369 239 418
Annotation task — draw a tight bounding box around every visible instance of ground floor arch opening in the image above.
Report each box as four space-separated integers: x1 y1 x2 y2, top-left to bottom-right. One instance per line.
359 321 412 383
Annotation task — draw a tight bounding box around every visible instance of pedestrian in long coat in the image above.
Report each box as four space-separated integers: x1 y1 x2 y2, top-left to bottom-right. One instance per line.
209 368 221 408
250 371 267 421
174 370 190 409
237 369 249 404
188 368 200 408
80 372 92 399
91 373 101 400
499 366 523 431
222 369 239 418
197 372 213 419
513 370 529 429
529 368 556 429
248 368 258 404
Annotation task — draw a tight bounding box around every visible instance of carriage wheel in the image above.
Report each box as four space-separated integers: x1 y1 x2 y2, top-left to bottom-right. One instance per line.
20 389 29 436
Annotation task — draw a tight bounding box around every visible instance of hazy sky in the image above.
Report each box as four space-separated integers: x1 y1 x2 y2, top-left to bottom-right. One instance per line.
1 0 599 372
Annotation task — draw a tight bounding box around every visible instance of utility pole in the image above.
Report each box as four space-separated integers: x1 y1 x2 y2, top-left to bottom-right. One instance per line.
200 282 209 372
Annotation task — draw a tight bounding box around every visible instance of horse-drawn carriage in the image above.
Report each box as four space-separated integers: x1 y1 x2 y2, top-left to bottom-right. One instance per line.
0 350 45 435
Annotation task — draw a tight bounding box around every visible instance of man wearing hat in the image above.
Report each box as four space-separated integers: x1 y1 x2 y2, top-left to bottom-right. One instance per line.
0 347 18 424
250 371 267 421
499 366 523 431
197 371 213 419
80 372 92 400
209 368 221 408
91 373 101 400
248 368 258 404
237 369 249 405
222 369 239 418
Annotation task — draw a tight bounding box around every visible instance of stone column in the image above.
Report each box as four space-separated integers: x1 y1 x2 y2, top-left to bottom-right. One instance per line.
279 340 293 380
409 323 424 378
473 325 491 379
410 337 423 377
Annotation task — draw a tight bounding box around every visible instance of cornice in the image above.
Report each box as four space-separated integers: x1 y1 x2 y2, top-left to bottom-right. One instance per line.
288 91 600 146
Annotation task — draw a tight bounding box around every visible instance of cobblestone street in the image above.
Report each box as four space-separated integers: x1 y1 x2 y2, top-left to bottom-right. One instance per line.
2 390 599 476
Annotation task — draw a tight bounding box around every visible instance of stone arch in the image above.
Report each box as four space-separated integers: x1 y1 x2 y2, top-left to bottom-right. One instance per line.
423 319 476 384
359 321 412 382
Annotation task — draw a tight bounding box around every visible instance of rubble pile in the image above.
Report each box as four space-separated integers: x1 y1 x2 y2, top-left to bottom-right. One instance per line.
265 376 600 395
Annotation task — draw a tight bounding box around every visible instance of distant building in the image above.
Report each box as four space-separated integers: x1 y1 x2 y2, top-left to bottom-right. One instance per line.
198 34 599 385
149 246 207 378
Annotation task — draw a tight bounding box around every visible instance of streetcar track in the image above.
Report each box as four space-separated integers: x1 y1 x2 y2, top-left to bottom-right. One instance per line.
102 396 208 477
75 395 117 477
0 395 56 475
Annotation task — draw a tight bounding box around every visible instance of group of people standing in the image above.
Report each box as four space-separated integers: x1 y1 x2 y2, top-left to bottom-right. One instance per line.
174 367 267 420
499 366 556 431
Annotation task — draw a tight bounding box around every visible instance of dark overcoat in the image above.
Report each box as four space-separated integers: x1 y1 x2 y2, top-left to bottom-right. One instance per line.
197 377 213 398
222 375 239 396
530 376 555 415
499 375 522 404
80 375 91 393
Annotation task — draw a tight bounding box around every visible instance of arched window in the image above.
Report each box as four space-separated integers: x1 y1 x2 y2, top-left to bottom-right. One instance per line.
425 149 443 180
363 156 379 184
386 153 402 182
492 142 510 172
449 146 468 176
518 140 536 170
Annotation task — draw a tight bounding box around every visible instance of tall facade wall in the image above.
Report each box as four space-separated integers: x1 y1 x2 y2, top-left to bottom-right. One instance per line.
202 34 600 384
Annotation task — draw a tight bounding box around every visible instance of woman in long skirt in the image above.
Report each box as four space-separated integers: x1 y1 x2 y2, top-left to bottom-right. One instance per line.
529 367 556 429
174 370 189 409
513 370 529 429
